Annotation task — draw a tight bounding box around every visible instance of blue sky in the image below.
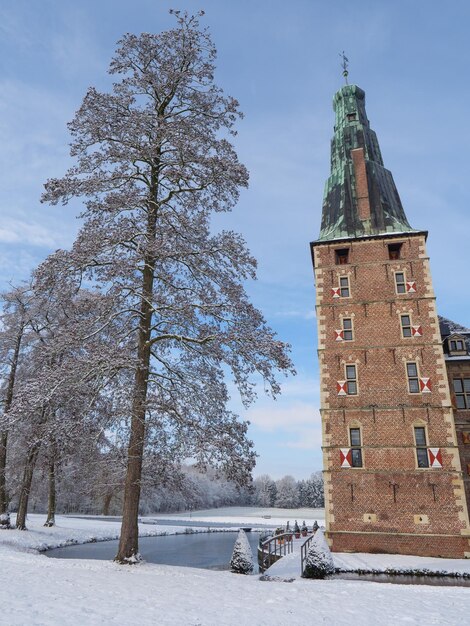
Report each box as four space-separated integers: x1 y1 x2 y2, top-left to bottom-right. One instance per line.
1 0 470 479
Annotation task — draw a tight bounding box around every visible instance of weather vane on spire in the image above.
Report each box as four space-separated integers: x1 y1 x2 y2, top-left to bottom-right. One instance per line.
339 51 349 85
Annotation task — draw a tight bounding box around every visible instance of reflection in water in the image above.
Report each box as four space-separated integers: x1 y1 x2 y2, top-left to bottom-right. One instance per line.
46 531 261 573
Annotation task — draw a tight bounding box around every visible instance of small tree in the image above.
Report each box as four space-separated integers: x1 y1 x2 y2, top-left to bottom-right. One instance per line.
303 530 335 579
294 520 300 537
230 529 254 574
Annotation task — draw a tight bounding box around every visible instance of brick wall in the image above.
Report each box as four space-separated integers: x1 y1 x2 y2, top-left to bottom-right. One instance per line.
351 148 371 221
313 233 470 558
445 361 470 514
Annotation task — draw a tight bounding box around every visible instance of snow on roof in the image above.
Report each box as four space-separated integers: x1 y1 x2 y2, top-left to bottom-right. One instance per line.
439 315 470 338
438 316 470 357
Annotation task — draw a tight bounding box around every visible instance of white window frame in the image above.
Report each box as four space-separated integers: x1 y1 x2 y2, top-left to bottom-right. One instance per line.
400 314 412 338
406 361 420 394
394 271 406 295
342 317 354 341
349 426 363 467
345 363 358 395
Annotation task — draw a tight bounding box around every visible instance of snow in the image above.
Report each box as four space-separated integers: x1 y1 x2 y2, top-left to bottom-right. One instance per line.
303 529 335 578
263 534 470 581
334 551 470 578
1 510 470 625
0 514 190 553
263 548 302 580
147 506 325 527
230 529 254 574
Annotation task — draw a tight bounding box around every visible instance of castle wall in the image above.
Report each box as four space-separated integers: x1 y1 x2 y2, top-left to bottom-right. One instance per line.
313 232 470 558
444 361 470 515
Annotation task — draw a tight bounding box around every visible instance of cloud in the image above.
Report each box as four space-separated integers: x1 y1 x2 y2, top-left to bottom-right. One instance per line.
278 374 320 399
0 248 42 286
247 401 317 431
275 309 316 320
0 218 61 248
246 398 322 450
284 429 323 450
242 369 321 452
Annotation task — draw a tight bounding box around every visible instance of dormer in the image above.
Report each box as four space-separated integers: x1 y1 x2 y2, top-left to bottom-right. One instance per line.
447 333 468 356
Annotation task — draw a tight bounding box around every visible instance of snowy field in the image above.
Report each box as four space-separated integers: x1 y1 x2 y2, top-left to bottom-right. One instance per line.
1 509 470 625
147 505 325 527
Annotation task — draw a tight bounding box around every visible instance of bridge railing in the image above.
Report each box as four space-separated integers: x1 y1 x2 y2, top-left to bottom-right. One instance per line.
258 532 294 573
300 531 317 576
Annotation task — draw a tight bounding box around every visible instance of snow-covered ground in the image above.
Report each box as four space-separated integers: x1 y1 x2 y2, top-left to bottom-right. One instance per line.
1 510 470 625
147 505 325 527
335 551 470 578
0 514 186 552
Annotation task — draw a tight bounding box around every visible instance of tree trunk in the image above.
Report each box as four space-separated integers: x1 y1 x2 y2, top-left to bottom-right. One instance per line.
0 432 9 515
16 441 41 530
44 458 56 527
115 195 157 563
102 493 113 517
0 325 24 514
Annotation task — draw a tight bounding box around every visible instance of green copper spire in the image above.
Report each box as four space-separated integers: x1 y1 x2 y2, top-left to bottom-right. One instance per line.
317 84 416 242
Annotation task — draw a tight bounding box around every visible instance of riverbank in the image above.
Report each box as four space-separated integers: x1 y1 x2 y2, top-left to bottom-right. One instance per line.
0 514 194 552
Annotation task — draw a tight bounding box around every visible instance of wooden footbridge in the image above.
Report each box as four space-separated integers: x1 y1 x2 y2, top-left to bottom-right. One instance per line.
258 530 317 576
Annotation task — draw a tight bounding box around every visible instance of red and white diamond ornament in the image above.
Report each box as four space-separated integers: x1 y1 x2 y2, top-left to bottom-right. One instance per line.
335 330 344 341
420 377 432 393
411 325 423 337
428 448 442 468
406 281 417 293
340 448 352 468
331 287 340 298
337 380 347 396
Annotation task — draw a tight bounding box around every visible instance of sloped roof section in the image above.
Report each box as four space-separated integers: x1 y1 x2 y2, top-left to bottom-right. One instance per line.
317 85 419 242
439 315 470 359
439 315 470 339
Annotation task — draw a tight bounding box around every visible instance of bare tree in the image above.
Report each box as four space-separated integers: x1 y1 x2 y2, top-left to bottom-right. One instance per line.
42 11 293 562
253 474 277 507
275 475 299 508
0 285 33 515
10 255 124 529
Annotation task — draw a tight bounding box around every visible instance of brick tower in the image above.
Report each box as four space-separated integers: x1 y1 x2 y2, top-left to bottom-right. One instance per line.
311 84 470 558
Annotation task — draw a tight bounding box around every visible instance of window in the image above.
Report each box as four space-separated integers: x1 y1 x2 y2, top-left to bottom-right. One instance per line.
414 427 429 468
342 318 353 341
395 272 406 294
450 339 465 352
407 362 420 393
349 427 363 467
453 378 470 409
401 315 412 338
335 249 349 265
340 276 350 297
346 364 357 395
347 113 356 122
388 243 403 260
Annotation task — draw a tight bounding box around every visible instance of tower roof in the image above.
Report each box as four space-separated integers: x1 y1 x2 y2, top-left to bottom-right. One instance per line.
316 84 418 242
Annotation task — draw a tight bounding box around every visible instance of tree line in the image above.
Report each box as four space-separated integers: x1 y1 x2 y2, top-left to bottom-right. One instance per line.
253 473 324 509
0 11 295 560
1 449 323 516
